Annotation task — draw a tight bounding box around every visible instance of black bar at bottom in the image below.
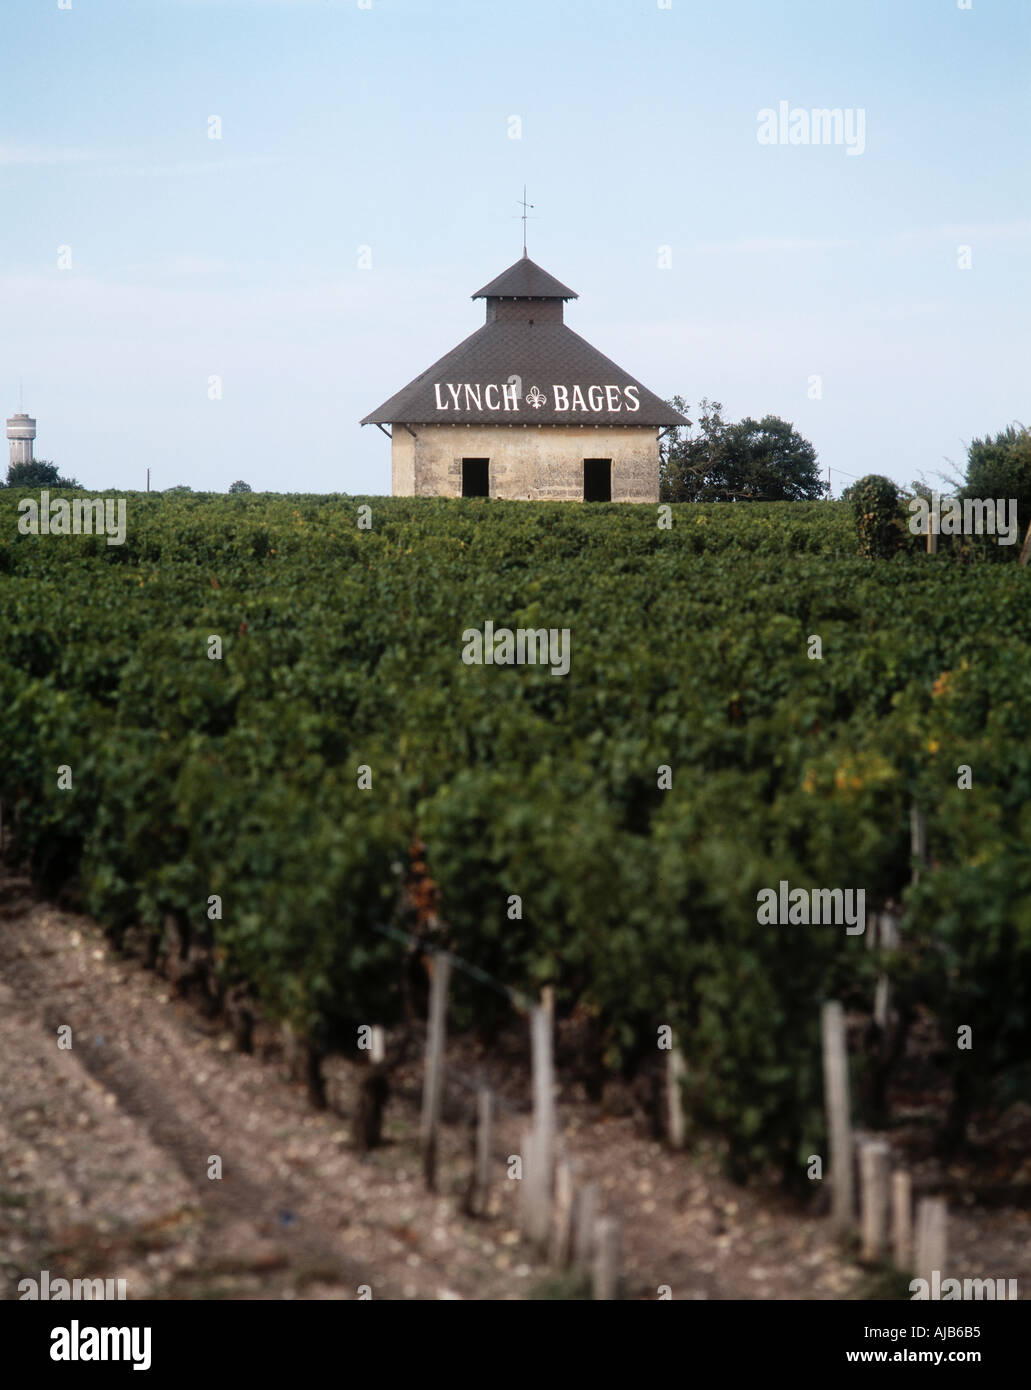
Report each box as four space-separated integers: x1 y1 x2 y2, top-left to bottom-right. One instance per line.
0 1297 1022 1376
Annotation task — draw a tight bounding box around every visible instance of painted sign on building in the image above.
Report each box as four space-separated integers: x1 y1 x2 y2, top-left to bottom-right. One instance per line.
432 383 641 413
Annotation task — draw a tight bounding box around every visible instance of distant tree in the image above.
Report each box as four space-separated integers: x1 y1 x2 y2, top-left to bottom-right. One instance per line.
961 424 1031 540
165 485 193 494
228 480 252 494
658 395 697 499
907 461 963 502
660 398 824 502
905 479 937 504
5 458 82 488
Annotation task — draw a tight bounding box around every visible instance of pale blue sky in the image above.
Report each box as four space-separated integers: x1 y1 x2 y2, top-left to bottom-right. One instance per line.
1 0 1027 494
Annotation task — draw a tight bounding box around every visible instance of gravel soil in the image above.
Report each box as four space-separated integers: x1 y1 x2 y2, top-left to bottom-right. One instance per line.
1 866 1027 1301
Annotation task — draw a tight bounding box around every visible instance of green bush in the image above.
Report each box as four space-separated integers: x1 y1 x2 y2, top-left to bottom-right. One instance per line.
851 474 903 558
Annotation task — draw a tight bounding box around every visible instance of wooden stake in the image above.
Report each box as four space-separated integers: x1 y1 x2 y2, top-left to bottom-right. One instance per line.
471 1086 493 1217
915 1196 947 1290
666 1045 687 1149
870 912 887 1026
532 990 556 1173
526 990 556 1248
355 1028 390 1152
281 1020 300 1081
550 1157 574 1266
522 1133 551 1250
592 1216 620 1300
1019 516 1031 567
519 1127 545 1242
875 911 900 1029
572 1182 599 1273
859 1139 890 1263
880 911 900 951
873 977 890 1030
892 1169 912 1270
821 1001 854 1231
865 909 879 953
420 953 451 1190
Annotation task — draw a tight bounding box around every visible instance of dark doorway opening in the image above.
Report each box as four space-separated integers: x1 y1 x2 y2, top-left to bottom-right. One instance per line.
583 458 611 502
462 458 490 498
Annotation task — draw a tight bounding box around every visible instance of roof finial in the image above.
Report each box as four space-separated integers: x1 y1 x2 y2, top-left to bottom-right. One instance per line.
518 186 534 258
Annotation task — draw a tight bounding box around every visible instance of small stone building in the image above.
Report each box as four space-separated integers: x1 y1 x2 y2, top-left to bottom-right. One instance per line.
361 255 688 502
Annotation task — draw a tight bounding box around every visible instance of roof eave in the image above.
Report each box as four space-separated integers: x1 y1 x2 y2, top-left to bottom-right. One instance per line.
361 413 690 427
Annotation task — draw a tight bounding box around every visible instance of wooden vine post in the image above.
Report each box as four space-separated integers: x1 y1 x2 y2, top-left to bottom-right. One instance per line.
666 1038 687 1149
892 1169 912 1270
858 1138 890 1263
550 1157 574 1266
523 987 556 1249
420 953 452 1190
915 1196 948 1290
469 1086 494 1216
821 1000 854 1231
592 1216 621 1300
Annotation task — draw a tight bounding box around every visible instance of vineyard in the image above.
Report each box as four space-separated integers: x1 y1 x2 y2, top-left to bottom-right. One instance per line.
1 491 1029 1188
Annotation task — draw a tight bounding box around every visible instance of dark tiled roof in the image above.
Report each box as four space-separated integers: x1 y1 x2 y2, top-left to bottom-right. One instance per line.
360 320 689 426
471 256 578 300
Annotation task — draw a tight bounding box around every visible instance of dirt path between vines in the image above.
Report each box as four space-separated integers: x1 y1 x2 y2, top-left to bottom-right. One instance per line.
1 866 1027 1301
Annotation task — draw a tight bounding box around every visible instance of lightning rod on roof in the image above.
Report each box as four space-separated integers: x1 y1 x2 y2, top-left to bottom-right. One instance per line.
517 186 534 258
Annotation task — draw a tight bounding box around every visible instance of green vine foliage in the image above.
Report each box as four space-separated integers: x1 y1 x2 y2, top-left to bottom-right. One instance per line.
1 492 1028 1181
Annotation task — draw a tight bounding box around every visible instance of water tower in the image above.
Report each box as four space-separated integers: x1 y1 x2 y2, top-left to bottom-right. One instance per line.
7 412 37 468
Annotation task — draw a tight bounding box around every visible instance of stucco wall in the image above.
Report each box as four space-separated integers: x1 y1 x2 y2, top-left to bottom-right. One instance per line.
389 424 659 503
391 427 416 496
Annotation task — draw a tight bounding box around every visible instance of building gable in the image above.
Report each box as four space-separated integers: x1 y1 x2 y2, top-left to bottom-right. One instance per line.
361 254 688 430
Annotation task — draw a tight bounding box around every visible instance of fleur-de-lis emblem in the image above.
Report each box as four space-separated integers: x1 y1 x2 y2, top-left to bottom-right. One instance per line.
525 385 546 408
